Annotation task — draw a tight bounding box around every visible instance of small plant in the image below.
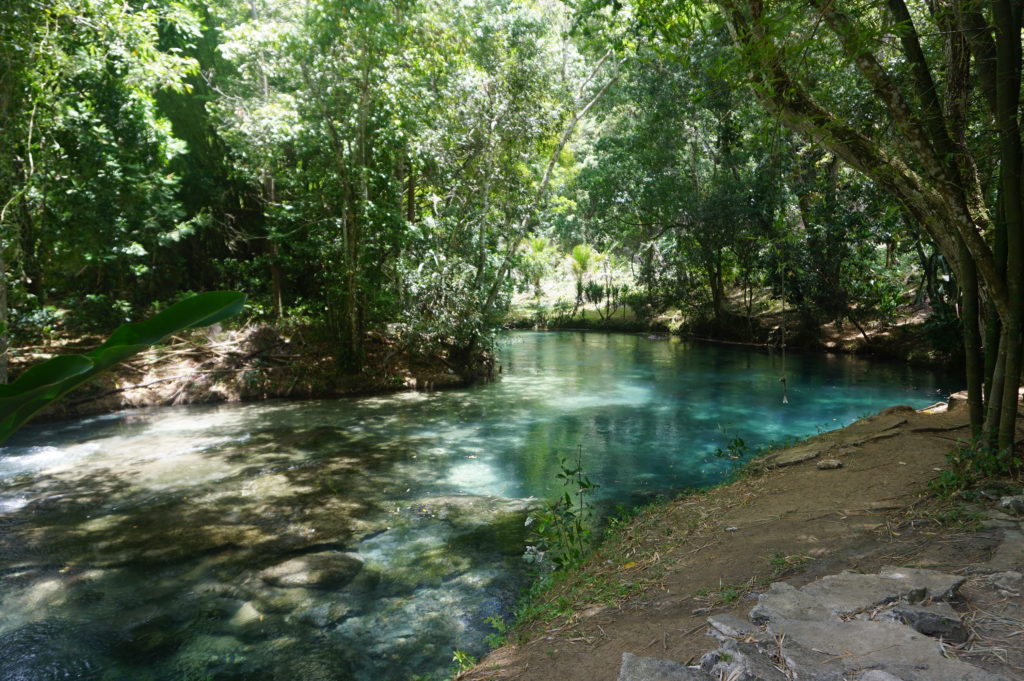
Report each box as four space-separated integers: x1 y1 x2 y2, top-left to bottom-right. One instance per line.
720 584 743 603
451 650 476 674
929 438 1018 498
768 551 812 577
525 445 600 570
694 580 754 606
484 615 508 649
925 503 985 529
713 435 748 461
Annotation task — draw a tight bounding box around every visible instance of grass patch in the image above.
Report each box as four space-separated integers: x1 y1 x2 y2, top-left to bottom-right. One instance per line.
511 497 687 640
768 551 813 577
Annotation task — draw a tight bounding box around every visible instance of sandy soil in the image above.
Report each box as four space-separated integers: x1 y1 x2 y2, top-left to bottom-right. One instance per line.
465 401 1023 681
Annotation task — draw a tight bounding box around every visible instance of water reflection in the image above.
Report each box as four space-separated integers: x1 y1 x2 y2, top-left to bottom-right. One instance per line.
0 331 956 680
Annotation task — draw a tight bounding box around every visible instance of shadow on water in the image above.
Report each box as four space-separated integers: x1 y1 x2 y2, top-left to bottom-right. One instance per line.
0 332 958 680
0 413 530 681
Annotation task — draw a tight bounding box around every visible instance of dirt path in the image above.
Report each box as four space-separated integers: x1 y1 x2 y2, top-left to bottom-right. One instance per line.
467 402 1019 681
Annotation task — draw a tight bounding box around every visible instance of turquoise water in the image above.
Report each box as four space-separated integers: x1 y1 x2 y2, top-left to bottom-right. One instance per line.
0 332 956 680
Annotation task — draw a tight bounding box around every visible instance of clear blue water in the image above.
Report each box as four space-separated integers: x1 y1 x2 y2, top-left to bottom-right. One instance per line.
0 331 957 680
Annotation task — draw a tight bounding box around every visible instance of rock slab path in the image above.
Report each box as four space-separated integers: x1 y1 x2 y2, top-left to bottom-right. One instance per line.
618 510 1024 681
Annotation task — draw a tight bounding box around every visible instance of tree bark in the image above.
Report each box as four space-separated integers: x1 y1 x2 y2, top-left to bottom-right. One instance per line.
992 0 1023 452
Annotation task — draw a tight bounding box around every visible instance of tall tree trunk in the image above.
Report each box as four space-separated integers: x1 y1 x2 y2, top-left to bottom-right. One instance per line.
985 191 1008 406
249 0 284 320
992 0 1023 452
960 245 984 437
264 172 284 319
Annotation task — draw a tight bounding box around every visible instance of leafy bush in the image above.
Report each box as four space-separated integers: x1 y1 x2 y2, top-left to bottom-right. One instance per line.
64 294 133 333
11 304 65 340
929 439 1018 497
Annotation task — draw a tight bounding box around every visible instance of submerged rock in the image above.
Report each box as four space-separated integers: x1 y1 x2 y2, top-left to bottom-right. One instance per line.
356 525 473 594
259 551 363 589
113 613 184 660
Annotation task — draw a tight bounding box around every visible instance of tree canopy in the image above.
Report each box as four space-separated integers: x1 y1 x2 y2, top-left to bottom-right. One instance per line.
1 0 1021 454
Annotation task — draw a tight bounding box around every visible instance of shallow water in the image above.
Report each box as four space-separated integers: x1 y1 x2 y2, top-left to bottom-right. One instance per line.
0 332 957 680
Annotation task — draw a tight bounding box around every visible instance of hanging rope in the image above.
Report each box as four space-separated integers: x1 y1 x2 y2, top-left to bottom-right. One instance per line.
779 241 789 405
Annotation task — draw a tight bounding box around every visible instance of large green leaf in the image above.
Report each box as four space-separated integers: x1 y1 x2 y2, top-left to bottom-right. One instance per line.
0 291 246 444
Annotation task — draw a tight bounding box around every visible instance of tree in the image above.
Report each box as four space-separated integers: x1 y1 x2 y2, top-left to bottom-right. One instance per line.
0 0 201 379
626 0 1022 452
522 235 558 302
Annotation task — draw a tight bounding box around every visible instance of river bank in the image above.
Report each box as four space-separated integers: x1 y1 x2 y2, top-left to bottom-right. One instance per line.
14 323 493 424
506 293 957 369
465 399 1024 681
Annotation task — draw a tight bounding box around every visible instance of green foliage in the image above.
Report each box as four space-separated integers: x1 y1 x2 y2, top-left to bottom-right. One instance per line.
65 295 134 333
450 650 477 674
484 614 509 649
0 291 245 443
525 446 600 570
929 439 1019 498
768 551 812 577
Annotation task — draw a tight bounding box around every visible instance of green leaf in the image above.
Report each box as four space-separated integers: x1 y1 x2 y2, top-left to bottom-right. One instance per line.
0 291 246 444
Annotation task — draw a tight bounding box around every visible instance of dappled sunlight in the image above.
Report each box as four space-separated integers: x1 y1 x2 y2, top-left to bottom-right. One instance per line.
445 459 509 497
0 332 954 681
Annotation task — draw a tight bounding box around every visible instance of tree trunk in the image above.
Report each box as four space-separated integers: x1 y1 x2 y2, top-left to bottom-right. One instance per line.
992 0 1023 452
960 246 984 438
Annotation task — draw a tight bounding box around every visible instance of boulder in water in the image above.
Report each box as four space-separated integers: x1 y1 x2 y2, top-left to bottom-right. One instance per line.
259 551 363 589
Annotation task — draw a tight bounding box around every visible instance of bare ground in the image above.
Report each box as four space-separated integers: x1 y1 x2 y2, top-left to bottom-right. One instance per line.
465 401 1024 681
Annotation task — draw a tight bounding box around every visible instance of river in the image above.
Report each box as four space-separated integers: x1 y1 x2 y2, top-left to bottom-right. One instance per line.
0 331 957 680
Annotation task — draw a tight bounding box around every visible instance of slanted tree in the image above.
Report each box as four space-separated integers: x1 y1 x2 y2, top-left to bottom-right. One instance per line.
623 0 1023 452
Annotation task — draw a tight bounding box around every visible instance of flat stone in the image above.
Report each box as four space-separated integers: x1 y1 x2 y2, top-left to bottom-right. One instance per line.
760 443 823 469
707 613 758 639
754 568 966 626
890 602 967 642
799 572 906 614
987 530 1024 570
878 566 966 600
981 517 1020 530
855 672 908 681
987 571 1023 595
700 638 788 681
617 652 707 681
816 459 843 470
768 618 1004 681
259 551 363 589
999 495 1024 516
750 582 835 623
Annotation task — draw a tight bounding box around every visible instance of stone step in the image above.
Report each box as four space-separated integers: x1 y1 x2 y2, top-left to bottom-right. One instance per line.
616 653 710 681
617 522 1022 681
